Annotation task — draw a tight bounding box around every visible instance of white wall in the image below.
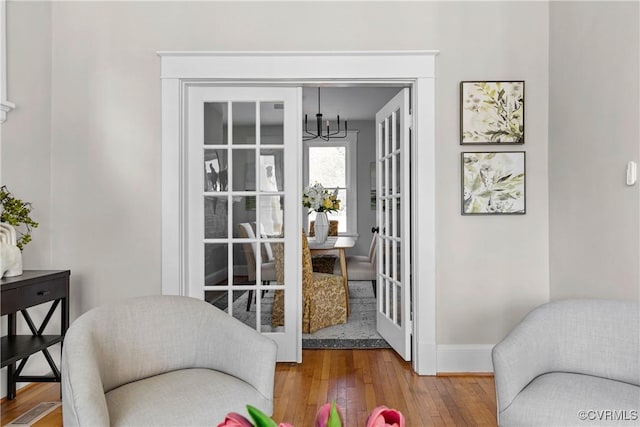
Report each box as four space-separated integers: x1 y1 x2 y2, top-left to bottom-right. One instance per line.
1 0 53 398
4 1 555 377
549 1 640 301
351 119 377 256
433 2 550 344
2 0 51 271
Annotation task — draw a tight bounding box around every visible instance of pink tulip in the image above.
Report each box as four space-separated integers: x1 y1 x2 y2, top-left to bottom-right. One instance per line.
217 412 254 427
366 406 405 427
278 424 294 427
315 402 344 427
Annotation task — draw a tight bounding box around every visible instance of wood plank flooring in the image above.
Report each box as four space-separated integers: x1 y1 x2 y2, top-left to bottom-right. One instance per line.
1 349 497 426
1 383 62 427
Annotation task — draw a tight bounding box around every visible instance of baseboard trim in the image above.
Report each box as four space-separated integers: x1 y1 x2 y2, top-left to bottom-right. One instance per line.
436 344 494 373
204 268 228 286
436 372 494 377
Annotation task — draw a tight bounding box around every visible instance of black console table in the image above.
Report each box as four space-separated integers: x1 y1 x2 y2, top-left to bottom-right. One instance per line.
1 270 70 400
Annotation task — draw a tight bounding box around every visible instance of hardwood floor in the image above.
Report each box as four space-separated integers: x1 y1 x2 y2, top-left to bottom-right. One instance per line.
273 350 496 426
1 349 497 426
1 383 62 427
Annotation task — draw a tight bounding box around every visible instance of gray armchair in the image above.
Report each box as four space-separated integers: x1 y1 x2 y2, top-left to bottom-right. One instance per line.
492 299 639 426
62 295 277 426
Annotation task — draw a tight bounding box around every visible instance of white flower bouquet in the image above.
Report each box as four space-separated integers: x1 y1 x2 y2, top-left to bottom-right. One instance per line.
302 183 341 214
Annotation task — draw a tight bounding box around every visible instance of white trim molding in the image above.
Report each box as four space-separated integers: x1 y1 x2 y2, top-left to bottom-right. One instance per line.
303 131 359 236
0 100 15 123
436 345 495 373
158 50 437 80
411 76 437 375
0 0 15 124
159 50 438 373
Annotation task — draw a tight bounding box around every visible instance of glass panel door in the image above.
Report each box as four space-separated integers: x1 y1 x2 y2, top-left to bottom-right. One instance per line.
375 88 411 361
188 87 300 362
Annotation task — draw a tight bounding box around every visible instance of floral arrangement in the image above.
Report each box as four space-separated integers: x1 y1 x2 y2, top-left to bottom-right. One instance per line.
218 402 404 427
302 183 341 214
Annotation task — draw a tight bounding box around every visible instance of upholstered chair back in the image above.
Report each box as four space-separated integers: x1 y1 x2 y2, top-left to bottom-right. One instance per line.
493 299 639 413
271 232 313 326
368 232 378 264
238 223 257 281
535 300 637 385
256 222 275 261
62 296 277 426
271 231 347 333
301 231 314 293
239 222 275 282
63 296 276 394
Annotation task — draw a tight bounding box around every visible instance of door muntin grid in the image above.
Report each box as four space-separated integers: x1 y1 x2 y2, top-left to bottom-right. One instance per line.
378 110 404 327
202 100 287 333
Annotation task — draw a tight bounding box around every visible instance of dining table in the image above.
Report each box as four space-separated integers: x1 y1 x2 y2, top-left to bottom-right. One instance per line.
307 236 356 316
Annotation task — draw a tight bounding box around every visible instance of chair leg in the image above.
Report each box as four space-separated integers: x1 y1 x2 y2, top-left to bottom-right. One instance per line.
246 290 254 311
371 280 376 298
248 283 270 311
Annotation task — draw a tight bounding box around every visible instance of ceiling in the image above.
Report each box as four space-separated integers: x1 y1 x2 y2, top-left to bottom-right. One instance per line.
302 86 403 122
207 86 404 125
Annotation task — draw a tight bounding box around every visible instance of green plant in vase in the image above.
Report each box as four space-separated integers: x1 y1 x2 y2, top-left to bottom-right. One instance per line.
0 185 39 250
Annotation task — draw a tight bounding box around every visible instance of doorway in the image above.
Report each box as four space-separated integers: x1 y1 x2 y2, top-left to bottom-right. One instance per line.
159 51 437 374
300 86 404 351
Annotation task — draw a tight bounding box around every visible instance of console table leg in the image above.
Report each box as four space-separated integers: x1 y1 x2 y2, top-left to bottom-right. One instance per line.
7 363 16 400
7 313 16 399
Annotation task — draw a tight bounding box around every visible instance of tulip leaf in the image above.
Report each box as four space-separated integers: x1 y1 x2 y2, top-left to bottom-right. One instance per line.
246 405 278 427
328 402 342 427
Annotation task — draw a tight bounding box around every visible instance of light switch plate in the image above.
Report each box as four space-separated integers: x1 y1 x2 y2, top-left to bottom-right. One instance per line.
626 161 637 186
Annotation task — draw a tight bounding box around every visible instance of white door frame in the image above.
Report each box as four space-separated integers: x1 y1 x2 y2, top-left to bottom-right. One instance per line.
159 51 438 374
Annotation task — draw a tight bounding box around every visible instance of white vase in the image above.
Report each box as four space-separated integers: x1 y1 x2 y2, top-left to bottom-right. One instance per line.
314 212 329 244
0 223 23 278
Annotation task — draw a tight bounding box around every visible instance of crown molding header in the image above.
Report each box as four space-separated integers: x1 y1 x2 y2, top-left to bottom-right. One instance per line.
157 50 439 57
158 50 439 80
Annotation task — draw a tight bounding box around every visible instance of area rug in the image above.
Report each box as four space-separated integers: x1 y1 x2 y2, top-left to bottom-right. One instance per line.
217 281 389 349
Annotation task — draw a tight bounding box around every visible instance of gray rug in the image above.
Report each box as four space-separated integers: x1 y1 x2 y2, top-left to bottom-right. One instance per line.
221 281 389 349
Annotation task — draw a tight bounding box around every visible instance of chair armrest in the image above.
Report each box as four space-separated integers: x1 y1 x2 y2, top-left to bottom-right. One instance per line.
198 308 278 407
492 310 554 418
62 327 110 427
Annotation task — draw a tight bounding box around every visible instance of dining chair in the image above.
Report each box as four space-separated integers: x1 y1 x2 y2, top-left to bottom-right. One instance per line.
238 223 276 311
271 231 347 333
336 231 378 296
308 220 339 273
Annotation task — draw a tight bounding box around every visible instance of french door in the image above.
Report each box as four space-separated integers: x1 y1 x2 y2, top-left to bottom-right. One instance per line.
187 86 301 362
375 88 412 360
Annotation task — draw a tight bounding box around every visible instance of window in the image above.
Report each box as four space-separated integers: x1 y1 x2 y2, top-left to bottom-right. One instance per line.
303 132 357 235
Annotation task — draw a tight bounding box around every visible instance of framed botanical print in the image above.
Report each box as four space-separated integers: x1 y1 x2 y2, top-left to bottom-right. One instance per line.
462 151 526 215
460 81 524 144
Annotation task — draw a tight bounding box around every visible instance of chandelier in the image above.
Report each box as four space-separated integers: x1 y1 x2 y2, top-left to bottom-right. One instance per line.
303 88 349 141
